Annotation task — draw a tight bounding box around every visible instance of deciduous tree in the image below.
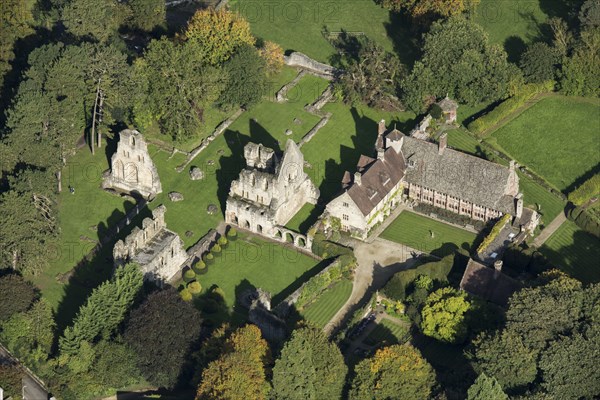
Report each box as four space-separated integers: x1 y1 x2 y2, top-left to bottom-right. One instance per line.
467 373 509 400
421 287 471 343
196 324 270 400
127 0 166 31
377 0 480 18
349 344 436 400
272 327 347 400
520 42 559 83
259 41 284 75
219 45 267 110
0 272 37 320
61 0 130 43
124 287 202 389
184 8 255 65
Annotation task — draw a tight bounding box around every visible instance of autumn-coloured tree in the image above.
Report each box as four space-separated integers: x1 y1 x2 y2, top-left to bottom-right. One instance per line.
196 324 271 400
259 41 285 75
350 344 436 400
377 0 480 18
421 287 471 343
184 8 255 65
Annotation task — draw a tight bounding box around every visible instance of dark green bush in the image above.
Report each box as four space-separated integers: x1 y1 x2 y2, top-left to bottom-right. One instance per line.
568 206 600 237
382 255 454 301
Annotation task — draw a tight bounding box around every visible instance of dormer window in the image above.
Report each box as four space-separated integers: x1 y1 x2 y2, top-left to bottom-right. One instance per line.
408 159 415 168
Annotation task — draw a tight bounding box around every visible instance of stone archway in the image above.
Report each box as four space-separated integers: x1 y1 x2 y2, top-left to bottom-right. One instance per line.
285 232 294 243
124 163 139 183
256 224 263 234
274 230 283 240
296 236 306 248
243 220 250 229
114 160 124 179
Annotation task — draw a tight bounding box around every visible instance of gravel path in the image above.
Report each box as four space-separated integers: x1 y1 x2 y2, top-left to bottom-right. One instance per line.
532 211 567 248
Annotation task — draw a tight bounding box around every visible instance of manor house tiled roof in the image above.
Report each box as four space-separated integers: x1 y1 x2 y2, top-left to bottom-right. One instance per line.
400 136 516 214
347 148 406 216
460 259 521 305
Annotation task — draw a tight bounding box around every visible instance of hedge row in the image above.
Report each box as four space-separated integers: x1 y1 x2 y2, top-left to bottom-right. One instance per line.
568 174 600 206
311 232 353 259
477 214 512 254
467 81 555 135
567 206 600 238
382 255 454 301
296 256 356 309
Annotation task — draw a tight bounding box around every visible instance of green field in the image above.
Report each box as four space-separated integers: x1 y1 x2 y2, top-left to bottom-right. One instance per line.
231 0 415 65
197 233 323 308
285 203 322 234
447 127 483 156
489 97 600 192
518 172 566 225
363 318 410 346
540 220 600 284
474 0 567 62
301 279 353 328
381 211 477 257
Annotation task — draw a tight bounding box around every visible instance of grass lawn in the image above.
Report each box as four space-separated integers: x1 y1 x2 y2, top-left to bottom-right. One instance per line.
474 0 568 62
518 171 566 225
446 127 484 156
195 233 324 308
488 96 600 192
363 318 410 346
540 220 600 284
381 211 477 257
285 203 322 234
301 279 353 328
230 0 416 65
31 148 135 309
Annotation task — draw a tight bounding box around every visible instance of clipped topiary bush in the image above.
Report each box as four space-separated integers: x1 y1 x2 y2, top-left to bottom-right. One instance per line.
192 260 206 274
187 281 202 294
227 228 237 240
203 253 214 264
211 243 222 254
183 269 196 282
180 288 193 302
218 236 228 246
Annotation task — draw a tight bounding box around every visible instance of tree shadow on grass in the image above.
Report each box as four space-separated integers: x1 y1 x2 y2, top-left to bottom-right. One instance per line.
504 35 527 64
297 205 325 233
384 11 421 67
272 257 334 305
53 203 152 335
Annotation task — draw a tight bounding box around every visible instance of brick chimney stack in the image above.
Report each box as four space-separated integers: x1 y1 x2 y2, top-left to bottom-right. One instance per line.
378 119 386 136
354 171 362 186
438 133 448 155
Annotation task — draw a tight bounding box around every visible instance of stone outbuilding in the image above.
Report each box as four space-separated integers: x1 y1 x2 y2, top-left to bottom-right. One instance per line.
113 205 187 286
225 139 319 249
103 129 162 200
436 96 459 123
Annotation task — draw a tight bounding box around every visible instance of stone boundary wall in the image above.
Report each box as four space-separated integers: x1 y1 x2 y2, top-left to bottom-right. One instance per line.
273 257 341 317
284 52 340 80
176 108 244 172
299 113 332 148
276 70 307 103
182 229 219 269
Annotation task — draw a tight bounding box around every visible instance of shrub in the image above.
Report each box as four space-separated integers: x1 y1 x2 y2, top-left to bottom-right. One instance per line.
183 269 196 282
0 272 37 321
211 286 226 301
203 253 214 264
211 243 222 254
296 257 356 309
467 81 554 135
180 288 193 302
187 281 202 294
218 236 228 246
227 228 237 239
567 206 600 238
192 260 206 274
477 214 512 254
382 256 454 301
568 174 600 206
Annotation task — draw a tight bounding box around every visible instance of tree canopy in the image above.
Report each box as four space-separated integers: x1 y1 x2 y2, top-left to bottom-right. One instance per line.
196 324 271 400
349 344 436 400
272 327 347 400
402 16 519 112
219 44 267 110
421 287 471 343
184 8 255 65
124 287 202 389
0 272 37 320
467 373 508 400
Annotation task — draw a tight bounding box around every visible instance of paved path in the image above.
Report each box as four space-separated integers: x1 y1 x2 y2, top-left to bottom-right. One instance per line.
532 211 567 248
323 238 421 335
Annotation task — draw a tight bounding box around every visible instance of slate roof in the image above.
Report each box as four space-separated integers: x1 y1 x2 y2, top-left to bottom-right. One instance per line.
400 136 515 214
346 148 406 216
438 96 458 111
386 128 405 141
460 259 521 306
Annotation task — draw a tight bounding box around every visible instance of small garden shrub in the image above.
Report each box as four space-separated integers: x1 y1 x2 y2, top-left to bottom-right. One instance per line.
203 253 214 264
211 243 222 254
218 236 228 246
187 281 202 294
382 255 454 301
183 269 196 282
180 288 192 302
227 228 237 240
192 260 206 274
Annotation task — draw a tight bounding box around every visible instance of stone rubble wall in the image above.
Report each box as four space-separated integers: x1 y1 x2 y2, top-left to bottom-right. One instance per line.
275 70 307 103
284 52 340 80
